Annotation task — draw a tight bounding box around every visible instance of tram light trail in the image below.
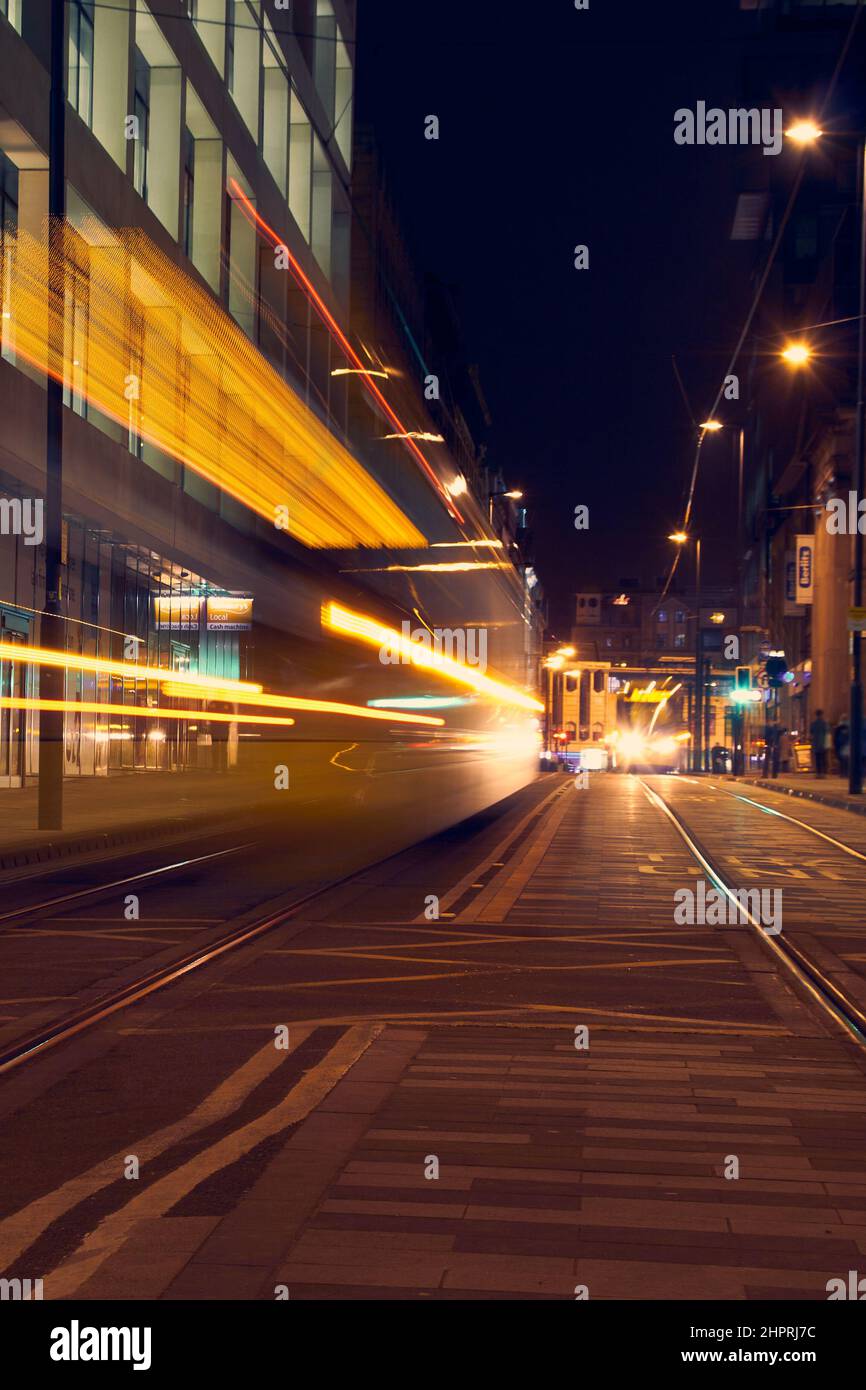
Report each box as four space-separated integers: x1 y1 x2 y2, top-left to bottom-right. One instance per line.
7 223 425 550
323 601 545 712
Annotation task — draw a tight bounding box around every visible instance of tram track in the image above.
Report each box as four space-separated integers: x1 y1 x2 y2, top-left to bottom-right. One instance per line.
640 777 866 1051
0 779 564 1077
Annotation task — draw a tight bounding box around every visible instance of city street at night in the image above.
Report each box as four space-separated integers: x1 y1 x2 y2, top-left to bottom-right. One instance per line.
2 0 866 1370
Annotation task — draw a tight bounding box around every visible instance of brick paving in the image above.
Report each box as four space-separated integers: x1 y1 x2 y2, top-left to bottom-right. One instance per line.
187 777 866 1299
8 773 866 1301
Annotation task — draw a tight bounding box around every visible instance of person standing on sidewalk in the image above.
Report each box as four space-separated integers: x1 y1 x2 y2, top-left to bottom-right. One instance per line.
810 709 829 778
833 716 850 777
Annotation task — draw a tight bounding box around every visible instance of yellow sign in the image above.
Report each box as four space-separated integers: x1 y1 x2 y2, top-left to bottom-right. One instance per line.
153 595 202 631
625 690 667 704
206 596 253 631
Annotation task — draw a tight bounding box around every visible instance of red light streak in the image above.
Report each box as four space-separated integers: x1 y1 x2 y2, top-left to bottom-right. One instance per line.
228 180 464 524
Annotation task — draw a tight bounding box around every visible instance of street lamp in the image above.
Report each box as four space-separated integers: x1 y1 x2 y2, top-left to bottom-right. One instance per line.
39 0 67 830
669 531 704 772
786 118 866 793
786 120 824 146
700 419 723 433
781 341 813 367
488 488 524 524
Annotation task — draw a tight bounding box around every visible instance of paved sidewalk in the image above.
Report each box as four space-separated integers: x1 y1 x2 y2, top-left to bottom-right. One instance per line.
0 770 261 871
730 772 866 817
56 773 866 1302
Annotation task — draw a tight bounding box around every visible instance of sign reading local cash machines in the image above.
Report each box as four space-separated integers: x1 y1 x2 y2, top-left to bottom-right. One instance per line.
206 596 253 631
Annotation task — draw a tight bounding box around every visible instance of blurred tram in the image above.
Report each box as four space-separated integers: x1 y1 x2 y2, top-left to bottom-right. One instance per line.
167 489 545 874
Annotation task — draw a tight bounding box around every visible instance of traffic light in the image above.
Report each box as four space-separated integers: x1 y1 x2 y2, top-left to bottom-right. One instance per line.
731 666 761 704
765 655 789 688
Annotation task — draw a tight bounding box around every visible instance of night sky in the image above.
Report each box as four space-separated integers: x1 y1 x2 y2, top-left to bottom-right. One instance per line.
354 0 771 628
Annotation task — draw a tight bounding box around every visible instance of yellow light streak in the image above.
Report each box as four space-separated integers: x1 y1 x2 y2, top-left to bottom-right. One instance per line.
323 601 544 712
383 431 444 443
343 562 508 574
431 541 505 550
331 368 390 380
0 641 262 694
8 223 425 550
0 698 294 727
160 683 445 727
0 643 445 727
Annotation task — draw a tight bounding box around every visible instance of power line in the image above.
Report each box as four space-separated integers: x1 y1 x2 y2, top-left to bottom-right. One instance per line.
652 0 866 618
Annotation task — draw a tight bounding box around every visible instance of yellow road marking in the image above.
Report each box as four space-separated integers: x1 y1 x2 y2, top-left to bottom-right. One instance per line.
412 781 568 923
466 793 575 923
41 1023 380 1299
0 1027 313 1274
217 956 736 993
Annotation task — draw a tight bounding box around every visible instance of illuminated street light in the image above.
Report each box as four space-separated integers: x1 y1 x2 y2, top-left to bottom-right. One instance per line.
700 419 723 432
383 431 445 443
555 646 576 657
781 341 812 368
786 120 823 145
446 475 468 498
331 367 390 380
488 487 525 524
668 532 689 544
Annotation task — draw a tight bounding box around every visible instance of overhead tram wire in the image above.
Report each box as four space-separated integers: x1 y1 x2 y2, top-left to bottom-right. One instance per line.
651 0 866 618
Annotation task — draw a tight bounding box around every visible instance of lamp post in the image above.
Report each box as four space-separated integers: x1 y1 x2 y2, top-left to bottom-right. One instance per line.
488 488 523 526
38 0 66 830
669 532 703 772
785 121 866 792
851 140 866 793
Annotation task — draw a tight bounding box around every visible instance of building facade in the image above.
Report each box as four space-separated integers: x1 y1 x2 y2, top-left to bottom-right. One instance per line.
0 0 542 798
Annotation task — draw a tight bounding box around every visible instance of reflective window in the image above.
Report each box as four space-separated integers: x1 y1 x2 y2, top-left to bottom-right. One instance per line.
0 0 22 32
69 0 95 128
0 151 18 365
133 47 151 200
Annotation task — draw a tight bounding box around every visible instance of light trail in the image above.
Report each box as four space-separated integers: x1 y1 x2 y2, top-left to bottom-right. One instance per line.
0 643 446 727
8 222 425 549
323 601 545 712
227 181 464 525
0 641 262 694
0 698 295 727
160 683 445 727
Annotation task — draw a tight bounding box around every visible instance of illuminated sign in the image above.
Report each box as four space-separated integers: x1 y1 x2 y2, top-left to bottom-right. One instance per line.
625 690 668 704
795 536 814 605
153 596 202 631
206 596 253 631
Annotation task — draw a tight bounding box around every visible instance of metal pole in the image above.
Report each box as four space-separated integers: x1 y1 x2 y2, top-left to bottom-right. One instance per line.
38 0 66 830
693 537 703 773
849 136 866 795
